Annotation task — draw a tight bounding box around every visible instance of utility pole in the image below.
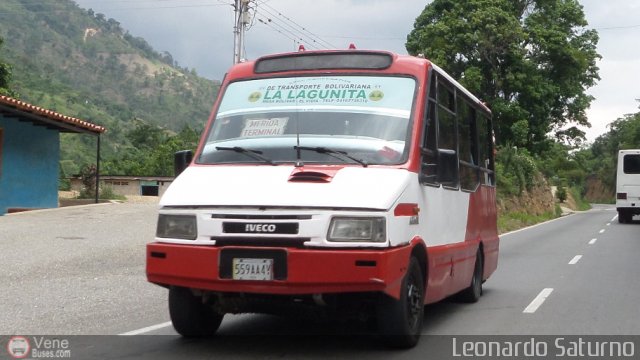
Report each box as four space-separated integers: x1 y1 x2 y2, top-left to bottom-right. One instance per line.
233 0 251 64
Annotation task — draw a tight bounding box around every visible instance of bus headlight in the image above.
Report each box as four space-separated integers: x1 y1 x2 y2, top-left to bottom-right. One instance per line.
327 217 386 242
157 214 197 240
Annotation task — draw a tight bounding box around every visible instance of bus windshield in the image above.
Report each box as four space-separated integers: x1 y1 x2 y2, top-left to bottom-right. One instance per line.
198 75 416 166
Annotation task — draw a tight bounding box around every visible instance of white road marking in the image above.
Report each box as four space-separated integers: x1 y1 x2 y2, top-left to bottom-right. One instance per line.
589 238 597 245
611 215 618 222
523 288 554 314
606 222 611 226
568 255 582 265
119 321 173 336
599 229 605 234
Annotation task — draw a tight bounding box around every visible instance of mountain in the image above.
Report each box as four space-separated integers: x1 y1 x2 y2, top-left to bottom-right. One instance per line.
0 0 220 174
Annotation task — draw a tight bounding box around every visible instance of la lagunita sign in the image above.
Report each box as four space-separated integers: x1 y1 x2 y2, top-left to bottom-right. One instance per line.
217 76 415 118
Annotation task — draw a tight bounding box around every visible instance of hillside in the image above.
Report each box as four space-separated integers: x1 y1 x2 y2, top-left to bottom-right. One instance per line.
0 0 220 173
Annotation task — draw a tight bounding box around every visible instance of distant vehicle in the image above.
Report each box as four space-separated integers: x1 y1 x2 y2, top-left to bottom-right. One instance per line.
146 48 499 348
616 149 640 223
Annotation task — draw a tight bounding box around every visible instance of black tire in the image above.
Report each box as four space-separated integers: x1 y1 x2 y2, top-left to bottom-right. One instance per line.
625 213 634 223
619 211 633 224
618 211 626 224
377 256 425 348
169 287 224 337
458 248 483 303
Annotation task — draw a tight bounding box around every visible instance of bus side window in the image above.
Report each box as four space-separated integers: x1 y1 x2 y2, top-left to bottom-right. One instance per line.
477 113 495 185
420 100 438 185
458 100 480 191
436 81 459 189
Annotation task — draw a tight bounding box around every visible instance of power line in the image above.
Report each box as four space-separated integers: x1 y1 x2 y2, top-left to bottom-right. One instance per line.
257 9 327 49
320 34 406 41
256 14 321 49
262 3 337 48
595 24 640 31
257 2 337 49
257 17 302 49
257 17 320 50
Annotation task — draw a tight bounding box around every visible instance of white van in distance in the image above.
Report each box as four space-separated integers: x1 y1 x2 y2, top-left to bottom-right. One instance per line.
616 149 640 223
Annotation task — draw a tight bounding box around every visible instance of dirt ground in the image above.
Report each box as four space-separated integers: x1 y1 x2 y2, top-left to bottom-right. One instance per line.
498 176 556 216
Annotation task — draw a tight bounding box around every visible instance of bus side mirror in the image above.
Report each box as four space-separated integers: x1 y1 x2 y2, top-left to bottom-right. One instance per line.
174 150 193 176
437 148 458 185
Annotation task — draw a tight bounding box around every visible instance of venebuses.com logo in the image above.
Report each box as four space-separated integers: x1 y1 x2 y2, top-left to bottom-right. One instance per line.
6 336 30 359
5 336 71 359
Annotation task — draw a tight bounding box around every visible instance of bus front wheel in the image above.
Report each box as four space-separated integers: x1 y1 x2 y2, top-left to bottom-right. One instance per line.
377 256 424 348
169 287 224 337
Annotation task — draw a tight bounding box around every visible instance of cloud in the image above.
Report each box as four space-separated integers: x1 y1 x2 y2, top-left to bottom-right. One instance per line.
584 57 640 142
244 0 426 62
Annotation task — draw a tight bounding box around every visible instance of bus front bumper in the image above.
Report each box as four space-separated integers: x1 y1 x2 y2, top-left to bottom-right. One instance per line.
146 242 411 299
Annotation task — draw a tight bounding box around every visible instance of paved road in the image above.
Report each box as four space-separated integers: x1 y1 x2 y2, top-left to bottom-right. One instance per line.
0 203 166 335
1 203 639 359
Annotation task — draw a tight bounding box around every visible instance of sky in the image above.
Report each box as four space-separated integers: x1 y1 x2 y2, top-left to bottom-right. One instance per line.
72 0 640 143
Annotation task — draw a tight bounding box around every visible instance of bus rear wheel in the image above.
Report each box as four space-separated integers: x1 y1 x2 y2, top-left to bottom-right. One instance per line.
169 287 224 337
458 248 483 303
377 256 424 348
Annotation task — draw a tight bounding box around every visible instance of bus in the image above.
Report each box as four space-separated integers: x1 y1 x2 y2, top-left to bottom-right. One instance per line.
146 49 499 348
616 149 640 223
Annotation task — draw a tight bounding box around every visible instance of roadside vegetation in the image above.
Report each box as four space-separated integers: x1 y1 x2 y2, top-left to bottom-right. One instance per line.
408 0 608 231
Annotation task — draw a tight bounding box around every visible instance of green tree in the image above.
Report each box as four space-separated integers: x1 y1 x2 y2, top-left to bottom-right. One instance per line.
101 123 201 176
556 186 567 203
580 109 640 193
406 0 600 152
0 37 14 96
127 119 168 150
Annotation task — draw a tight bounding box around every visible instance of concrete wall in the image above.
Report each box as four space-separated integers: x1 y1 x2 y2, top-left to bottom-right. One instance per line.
0 117 60 215
158 181 171 197
70 179 137 197
103 180 140 197
70 178 173 198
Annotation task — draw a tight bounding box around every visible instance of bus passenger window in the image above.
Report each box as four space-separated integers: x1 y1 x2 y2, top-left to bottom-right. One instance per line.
458 101 479 191
477 113 494 185
437 82 458 188
420 99 438 185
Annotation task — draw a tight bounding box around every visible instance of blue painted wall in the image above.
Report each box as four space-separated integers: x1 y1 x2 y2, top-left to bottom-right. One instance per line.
0 117 60 215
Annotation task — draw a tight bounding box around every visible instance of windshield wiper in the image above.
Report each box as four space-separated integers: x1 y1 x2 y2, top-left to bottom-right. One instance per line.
294 146 368 167
215 146 275 165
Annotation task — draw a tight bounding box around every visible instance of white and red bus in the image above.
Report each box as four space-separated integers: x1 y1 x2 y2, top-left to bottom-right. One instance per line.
146 49 498 348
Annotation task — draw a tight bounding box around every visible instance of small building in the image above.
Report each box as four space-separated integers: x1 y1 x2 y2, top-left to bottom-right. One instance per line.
0 95 105 215
69 175 173 198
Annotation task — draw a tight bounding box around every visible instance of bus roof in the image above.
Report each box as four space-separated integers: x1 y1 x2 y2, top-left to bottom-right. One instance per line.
226 49 490 114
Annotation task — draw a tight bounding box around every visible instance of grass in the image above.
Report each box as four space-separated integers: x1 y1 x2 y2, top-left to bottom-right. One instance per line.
570 187 592 211
498 209 560 234
498 186 595 234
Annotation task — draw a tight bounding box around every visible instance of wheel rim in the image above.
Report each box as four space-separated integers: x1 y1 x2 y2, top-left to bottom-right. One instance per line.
406 274 423 330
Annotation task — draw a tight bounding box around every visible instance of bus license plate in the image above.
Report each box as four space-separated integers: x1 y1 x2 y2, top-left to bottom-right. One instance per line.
232 258 274 281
